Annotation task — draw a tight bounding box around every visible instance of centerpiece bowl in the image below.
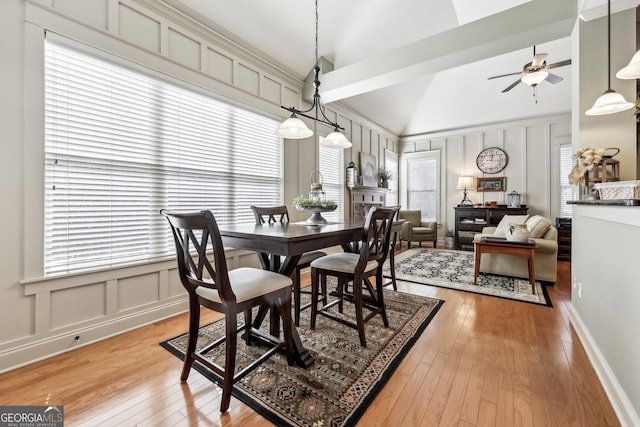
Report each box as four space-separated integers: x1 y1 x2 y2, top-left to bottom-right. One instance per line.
295 204 337 224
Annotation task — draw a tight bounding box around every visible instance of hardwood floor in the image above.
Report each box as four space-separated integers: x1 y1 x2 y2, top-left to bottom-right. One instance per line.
0 251 620 426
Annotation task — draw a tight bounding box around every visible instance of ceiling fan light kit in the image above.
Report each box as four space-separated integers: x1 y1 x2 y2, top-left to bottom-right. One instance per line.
521 70 548 86
585 0 634 116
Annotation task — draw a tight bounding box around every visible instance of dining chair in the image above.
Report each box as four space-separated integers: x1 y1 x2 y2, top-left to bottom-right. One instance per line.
309 206 398 347
250 205 327 326
160 209 294 412
385 205 401 290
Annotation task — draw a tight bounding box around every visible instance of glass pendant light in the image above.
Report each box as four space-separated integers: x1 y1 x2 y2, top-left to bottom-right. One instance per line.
586 0 634 116
275 114 313 139
617 49 640 79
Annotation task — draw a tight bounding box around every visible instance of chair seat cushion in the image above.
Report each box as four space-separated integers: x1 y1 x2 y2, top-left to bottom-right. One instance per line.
310 252 378 274
196 267 291 303
298 250 327 267
412 227 434 237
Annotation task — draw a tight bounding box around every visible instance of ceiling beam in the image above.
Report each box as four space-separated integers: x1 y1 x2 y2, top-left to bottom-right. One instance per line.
320 0 577 103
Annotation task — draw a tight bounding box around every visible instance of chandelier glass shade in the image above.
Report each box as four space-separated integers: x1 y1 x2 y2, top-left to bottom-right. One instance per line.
585 0 634 116
617 49 640 79
275 0 351 148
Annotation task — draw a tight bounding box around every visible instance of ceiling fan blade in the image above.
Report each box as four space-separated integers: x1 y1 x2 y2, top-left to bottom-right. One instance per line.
545 73 563 84
532 53 548 67
547 59 572 69
502 78 522 93
488 71 522 80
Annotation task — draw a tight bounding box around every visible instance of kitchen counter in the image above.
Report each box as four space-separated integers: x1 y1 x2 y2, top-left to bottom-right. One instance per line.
567 199 640 206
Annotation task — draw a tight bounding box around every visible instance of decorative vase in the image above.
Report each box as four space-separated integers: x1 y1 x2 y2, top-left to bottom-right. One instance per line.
505 223 530 242
381 179 389 189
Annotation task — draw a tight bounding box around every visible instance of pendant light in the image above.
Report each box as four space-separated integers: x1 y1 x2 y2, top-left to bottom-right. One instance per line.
585 0 634 115
275 0 352 149
617 49 640 79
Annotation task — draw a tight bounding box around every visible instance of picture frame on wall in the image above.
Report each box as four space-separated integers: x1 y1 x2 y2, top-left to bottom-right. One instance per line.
360 152 377 187
476 177 507 192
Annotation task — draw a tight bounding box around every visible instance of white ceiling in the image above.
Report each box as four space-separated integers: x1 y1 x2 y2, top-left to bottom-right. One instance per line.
162 0 635 136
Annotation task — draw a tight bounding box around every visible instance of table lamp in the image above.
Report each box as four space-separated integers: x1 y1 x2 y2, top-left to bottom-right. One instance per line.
456 176 475 206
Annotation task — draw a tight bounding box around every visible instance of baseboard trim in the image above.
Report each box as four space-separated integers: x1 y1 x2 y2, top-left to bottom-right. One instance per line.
0 298 188 373
569 305 640 427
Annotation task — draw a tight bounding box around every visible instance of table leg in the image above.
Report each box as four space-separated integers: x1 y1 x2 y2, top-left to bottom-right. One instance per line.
527 250 536 294
474 246 481 285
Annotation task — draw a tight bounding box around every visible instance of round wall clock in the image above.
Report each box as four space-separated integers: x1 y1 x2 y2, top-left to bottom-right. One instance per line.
476 147 508 174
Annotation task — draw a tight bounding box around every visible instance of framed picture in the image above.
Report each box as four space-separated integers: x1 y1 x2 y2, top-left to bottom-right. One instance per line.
359 152 377 187
477 177 507 192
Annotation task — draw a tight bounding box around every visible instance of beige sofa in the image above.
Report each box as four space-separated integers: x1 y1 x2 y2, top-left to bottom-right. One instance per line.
472 225 558 284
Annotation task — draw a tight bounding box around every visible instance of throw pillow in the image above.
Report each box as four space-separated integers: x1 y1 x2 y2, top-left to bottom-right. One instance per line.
526 215 552 238
494 214 529 235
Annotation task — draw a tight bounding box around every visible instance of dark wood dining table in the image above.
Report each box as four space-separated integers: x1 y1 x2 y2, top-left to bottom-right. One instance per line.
218 219 367 368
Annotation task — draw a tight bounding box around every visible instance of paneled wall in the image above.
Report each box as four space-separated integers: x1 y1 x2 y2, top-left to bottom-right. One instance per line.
399 114 571 237
0 0 397 371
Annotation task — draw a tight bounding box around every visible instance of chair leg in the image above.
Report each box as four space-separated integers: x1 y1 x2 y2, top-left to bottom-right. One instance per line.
433 240 436 248
376 273 389 327
353 277 367 347
310 268 319 330
244 309 252 345
180 297 200 381
408 241 412 249
220 310 238 413
419 241 422 247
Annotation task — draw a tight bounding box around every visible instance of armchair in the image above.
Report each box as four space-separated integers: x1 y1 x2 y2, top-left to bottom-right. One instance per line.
398 210 437 248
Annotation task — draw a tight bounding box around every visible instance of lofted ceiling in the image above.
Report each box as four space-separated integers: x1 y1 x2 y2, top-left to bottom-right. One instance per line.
162 0 635 136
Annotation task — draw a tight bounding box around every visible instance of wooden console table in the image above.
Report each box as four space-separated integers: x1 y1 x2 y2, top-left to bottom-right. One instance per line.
454 205 528 251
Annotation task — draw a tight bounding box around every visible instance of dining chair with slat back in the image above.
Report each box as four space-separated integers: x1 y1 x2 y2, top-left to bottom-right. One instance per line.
160 209 294 412
309 206 398 347
250 205 327 326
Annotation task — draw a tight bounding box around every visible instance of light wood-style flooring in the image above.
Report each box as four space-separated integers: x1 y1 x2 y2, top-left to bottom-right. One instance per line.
0 250 620 426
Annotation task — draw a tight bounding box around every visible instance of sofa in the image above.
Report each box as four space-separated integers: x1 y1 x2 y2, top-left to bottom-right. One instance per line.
398 210 437 248
472 215 558 284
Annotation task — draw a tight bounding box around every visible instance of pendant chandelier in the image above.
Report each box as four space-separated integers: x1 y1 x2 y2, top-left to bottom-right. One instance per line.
585 0 634 116
275 0 352 149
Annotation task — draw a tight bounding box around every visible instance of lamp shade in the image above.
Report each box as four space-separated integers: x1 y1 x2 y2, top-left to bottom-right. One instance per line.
456 176 475 190
616 50 640 79
275 116 313 139
521 70 548 86
585 90 635 116
320 130 352 149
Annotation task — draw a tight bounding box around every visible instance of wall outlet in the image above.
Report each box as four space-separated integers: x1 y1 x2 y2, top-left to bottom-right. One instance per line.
577 282 582 298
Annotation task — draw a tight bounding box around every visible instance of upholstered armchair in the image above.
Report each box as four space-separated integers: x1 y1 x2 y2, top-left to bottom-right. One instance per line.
398 210 437 248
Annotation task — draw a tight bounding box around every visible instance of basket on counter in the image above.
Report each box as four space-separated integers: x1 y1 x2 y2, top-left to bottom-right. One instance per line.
593 180 640 200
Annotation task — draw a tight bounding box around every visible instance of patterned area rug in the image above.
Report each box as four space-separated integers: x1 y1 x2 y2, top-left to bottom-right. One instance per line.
160 290 443 426
384 248 551 306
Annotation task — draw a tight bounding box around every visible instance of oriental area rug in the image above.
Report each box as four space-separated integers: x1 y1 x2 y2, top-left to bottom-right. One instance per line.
384 248 552 307
160 290 443 427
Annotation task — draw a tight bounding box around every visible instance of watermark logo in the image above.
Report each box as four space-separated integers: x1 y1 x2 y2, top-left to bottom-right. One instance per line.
0 406 64 427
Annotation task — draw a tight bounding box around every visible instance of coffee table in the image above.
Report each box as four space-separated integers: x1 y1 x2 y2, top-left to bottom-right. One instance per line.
474 236 537 294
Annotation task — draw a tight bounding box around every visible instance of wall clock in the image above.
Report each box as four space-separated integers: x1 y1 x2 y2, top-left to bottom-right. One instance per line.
476 147 508 174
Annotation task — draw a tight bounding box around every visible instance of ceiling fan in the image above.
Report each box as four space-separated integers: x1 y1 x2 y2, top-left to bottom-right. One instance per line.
488 46 572 94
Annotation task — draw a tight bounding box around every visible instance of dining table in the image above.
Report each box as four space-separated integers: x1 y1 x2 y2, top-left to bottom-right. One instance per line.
218 217 403 368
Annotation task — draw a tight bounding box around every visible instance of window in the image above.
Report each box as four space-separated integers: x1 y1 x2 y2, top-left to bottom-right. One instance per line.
44 38 282 275
559 144 573 218
384 150 399 206
401 151 440 221
318 137 344 221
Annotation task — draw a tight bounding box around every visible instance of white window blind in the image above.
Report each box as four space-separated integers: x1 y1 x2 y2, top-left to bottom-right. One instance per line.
319 139 344 221
407 156 438 221
385 152 399 206
44 38 282 275
559 144 573 218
